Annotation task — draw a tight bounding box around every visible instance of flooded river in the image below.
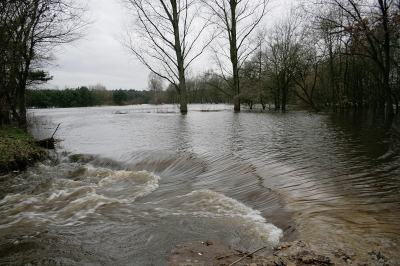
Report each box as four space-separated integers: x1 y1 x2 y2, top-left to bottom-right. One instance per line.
1 104 399 265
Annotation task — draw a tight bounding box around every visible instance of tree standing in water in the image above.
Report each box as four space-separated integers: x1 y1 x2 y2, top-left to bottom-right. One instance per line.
148 72 164 104
312 0 399 117
120 0 212 113
201 0 270 111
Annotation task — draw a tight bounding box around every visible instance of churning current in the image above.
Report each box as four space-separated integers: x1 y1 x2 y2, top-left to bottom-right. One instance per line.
0 104 399 265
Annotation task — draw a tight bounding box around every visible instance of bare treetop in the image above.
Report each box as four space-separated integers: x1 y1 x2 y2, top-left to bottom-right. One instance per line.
121 0 211 86
120 0 213 112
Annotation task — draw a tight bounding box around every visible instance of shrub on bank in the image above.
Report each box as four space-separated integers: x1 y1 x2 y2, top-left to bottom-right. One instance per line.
0 126 47 176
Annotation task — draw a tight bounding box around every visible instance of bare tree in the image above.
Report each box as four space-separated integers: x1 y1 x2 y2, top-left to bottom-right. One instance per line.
0 0 90 130
240 31 269 109
120 0 212 113
148 72 164 104
313 6 348 111
263 7 307 111
311 0 399 117
202 0 270 111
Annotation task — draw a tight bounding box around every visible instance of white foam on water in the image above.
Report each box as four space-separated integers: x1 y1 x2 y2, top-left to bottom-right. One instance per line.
0 166 160 227
151 189 283 244
96 169 160 202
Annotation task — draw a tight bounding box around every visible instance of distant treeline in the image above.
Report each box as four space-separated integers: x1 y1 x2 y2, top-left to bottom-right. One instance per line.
26 79 234 108
26 87 152 108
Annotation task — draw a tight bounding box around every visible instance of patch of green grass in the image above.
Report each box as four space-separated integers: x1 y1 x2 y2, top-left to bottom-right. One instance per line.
0 126 47 176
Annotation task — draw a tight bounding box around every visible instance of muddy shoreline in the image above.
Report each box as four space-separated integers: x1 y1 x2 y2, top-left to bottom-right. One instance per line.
169 239 398 266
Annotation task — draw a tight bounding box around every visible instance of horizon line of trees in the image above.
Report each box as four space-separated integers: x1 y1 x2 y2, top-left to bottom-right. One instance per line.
25 87 151 108
25 76 233 108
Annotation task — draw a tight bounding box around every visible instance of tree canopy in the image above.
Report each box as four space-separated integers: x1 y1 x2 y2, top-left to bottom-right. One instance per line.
0 0 90 130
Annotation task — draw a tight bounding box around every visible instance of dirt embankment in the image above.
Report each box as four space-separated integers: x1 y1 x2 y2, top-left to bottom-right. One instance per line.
0 126 47 177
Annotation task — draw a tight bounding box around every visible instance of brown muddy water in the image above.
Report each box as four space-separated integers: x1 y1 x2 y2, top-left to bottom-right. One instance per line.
0 104 399 265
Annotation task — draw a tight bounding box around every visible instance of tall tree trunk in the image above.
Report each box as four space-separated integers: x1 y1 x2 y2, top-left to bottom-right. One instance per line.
172 0 187 113
380 0 394 118
18 15 36 132
179 75 188 112
281 86 287 111
18 84 27 131
230 1 240 111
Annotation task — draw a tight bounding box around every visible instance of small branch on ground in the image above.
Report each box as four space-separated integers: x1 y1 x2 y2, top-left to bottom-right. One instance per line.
228 246 267 266
36 124 61 149
51 124 60 139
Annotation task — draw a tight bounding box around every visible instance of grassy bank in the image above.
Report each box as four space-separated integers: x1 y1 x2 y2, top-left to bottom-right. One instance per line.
0 126 47 176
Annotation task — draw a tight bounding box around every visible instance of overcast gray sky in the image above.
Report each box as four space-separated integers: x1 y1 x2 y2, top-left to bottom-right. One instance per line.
45 0 149 91
46 0 291 91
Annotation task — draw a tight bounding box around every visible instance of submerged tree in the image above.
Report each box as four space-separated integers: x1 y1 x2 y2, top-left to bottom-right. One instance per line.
264 7 324 111
264 12 303 111
121 0 212 113
202 0 270 111
148 72 164 104
311 0 399 117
